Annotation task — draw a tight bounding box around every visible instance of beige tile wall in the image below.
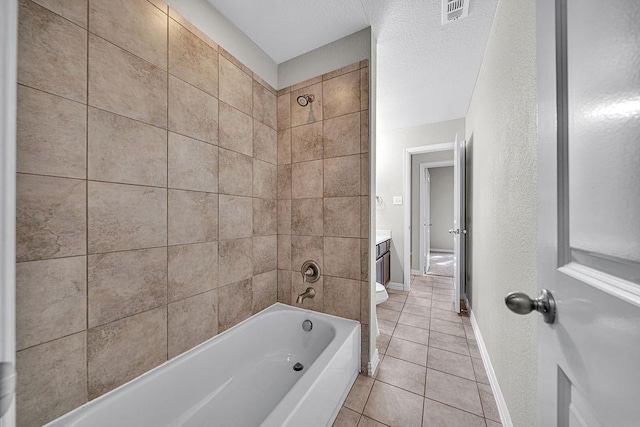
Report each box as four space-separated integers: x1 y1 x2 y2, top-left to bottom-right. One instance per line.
276 61 371 370
15 0 278 425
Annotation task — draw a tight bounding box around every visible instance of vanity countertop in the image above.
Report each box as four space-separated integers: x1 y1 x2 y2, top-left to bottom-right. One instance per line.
375 236 391 245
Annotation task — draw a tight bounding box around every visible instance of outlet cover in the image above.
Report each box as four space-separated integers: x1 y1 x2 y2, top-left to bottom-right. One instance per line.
393 196 403 205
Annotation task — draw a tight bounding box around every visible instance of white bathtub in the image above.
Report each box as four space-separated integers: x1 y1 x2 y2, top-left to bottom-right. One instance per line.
46 303 361 427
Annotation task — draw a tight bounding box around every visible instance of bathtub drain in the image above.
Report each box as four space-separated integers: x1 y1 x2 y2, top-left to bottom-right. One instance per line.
293 362 304 372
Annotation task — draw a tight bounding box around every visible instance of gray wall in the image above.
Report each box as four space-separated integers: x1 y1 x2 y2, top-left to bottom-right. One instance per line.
429 167 454 251
465 0 537 424
410 152 453 271
376 119 464 284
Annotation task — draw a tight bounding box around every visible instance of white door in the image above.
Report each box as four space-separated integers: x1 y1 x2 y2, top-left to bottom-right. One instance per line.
452 135 466 314
422 168 431 274
534 0 640 425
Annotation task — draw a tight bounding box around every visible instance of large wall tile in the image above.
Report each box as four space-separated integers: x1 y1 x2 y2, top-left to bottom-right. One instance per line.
323 112 360 158
324 197 360 238
17 174 86 262
89 35 167 128
88 108 167 187
290 82 322 127
168 132 218 192
89 0 167 69
277 235 291 271
168 75 218 144
253 120 277 165
18 0 87 103
168 189 218 245
168 18 218 97
219 102 252 156
361 67 369 111
325 276 360 321
277 199 291 235
292 235 323 273
253 198 277 236
218 238 253 286
219 195 252 240
253 235 277 275
168 242 218 302
219 56 252 115
168 290 218 358
277 269 292 305
219 148 252 196
277 128 291 165
88 248 167 327
277 93 290 131
16 332 87 427
16 256 86 350
292 160 323 199
88 182 166 253
252 270 277 313
361 196 370 238
361 153 369 195
324 155 360 197
17 85 86 179
253 159 277 199
277 164 292 199
253 80 277 129
168 8 218 50
324 237 361 280
218 278 253 331
291 121 323 163
292 198 323 236
361 110 369 153
87 307 167 399
32 0 88 28
322 71 360 119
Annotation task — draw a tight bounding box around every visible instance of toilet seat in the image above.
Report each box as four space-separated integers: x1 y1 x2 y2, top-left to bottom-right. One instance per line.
375 282 388 305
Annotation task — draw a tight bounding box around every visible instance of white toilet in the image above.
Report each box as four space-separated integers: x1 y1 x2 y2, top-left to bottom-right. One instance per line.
375 282 389 305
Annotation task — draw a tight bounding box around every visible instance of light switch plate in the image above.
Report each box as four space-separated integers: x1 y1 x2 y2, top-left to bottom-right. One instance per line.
393 196 403 205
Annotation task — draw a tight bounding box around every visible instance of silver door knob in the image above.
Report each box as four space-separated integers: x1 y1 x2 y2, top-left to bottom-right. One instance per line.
505 289 556 324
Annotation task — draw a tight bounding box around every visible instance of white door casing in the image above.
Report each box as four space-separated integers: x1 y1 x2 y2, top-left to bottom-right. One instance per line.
537 0 640 426
421 167 431 274
452 135 466 313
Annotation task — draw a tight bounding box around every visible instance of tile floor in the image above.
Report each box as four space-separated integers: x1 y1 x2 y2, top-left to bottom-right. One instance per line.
333 275 502 427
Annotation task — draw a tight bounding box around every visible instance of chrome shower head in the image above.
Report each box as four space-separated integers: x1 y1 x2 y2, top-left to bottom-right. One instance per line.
296 94 315 107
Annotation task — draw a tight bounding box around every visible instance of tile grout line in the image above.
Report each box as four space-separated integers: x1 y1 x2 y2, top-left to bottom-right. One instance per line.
84 1 90 401
165 6 170 362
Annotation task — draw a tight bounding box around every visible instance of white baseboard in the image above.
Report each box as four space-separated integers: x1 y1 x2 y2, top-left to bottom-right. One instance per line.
431 248 454 253
368 348 380 376
385 281 405 291
469 310 513 427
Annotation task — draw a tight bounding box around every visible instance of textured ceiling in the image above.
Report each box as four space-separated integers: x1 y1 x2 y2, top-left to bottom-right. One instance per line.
207 0 498 131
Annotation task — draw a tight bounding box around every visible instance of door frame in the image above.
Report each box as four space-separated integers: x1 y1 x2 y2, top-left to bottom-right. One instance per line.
0 0 17 425
403 143 454 290
419 160 454 275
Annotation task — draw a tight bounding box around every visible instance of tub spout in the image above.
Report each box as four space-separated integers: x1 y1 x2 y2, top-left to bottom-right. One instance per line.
296 287 316 304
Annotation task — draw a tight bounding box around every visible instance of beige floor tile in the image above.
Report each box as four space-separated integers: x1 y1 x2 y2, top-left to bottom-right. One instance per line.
345 374 375 413
377 333 391 355
429 318 466 338
397 312 430 330
377 356 426 395
363 381 424 427
431 287 454 296
410 282 432 291
478 383 501 422
377 307 400 323
430 308 463 323
468 340 481 359
358 416 387 427
378 319 396 337
427 347 475 381
486 419 503 427
387 293 407 303
464 324 476 339
431 292 453 302
393 324 429 346
333 407 361 427
378 300 404 312
424 369 483 416
429 331 470 356
422 398 486 427
432 281 453 289
409 290 432 299
471 357 490 384
405 296 432 308
386 338 428 367
402 303 431 317
431 300 455 311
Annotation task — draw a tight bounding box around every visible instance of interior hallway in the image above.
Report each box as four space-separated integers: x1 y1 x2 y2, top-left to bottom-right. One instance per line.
333 275 500 426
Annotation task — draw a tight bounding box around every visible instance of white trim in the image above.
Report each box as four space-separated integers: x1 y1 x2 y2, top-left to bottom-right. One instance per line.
367 348 380 376
431 248 454 253
385 281 404 291
0 0 17 425
403 143 455 291
469 310 513 427
410 269 423 275
560 262 640 308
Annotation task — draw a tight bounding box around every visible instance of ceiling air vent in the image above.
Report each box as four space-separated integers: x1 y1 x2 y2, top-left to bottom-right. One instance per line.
442 0 469 25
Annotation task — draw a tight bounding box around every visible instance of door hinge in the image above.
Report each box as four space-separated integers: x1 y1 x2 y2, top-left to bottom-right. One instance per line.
0 362 15 419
